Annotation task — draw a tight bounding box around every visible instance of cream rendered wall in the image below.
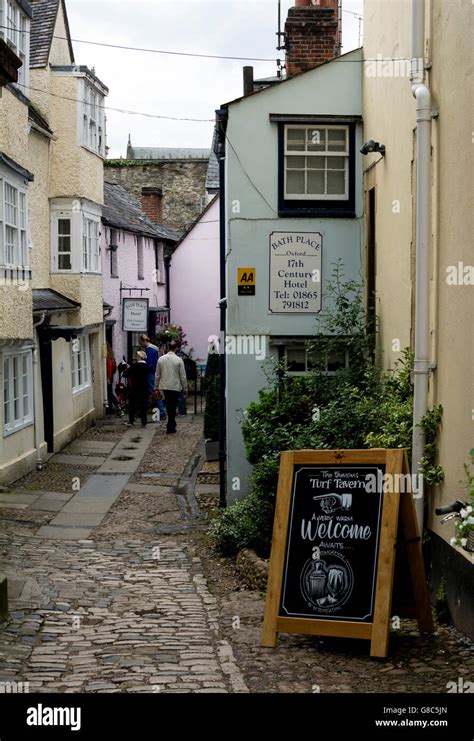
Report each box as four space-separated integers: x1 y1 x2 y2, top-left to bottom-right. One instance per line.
427 0 473 543
28 129 51 289
0 89 29 165
363 0 473 556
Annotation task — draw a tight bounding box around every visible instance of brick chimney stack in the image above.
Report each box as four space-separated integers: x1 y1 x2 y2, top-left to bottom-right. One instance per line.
141 187 163 224
285 0 341 77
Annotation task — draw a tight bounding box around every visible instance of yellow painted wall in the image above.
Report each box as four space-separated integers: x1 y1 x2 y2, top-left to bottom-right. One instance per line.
0 287 33 339
363 0 473 557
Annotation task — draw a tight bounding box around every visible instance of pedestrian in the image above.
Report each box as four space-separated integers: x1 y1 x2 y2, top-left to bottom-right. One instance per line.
155 340 187 434
126 350 151 427
106 342 123 417
139 334 166 421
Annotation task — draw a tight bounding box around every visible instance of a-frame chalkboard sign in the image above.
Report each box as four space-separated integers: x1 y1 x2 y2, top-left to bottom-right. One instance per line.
262 449 434 658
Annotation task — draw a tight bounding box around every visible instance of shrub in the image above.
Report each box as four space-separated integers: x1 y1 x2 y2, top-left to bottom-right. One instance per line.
211 265 443 557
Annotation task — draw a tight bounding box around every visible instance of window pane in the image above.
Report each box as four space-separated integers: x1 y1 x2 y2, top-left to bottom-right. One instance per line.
59 253 72 270
286 128 305 151
307 170 325 195
327 170 345 195
287 349 306 372
327 349 347 372
327 156 345 169
3 358 10 425
327 129 347 152
286 156 305 169
306 155 325 170
58 218 70 236
286 170 305 195
307 128 326 152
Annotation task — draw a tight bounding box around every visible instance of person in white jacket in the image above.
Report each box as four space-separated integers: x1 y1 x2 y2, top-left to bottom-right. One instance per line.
155 341 187 433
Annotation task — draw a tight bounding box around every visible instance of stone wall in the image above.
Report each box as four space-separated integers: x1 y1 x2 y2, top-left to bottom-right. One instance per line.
104 161 209 232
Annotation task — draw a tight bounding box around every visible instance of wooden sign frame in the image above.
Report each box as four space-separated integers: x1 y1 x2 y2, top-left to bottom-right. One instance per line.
261 449 434 658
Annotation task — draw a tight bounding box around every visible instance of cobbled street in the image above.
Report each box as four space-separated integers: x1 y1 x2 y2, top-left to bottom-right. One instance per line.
0 413 472 694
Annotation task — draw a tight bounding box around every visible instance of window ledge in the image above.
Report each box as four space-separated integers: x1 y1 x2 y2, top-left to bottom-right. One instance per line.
80 143 105 160
3 418 33 437
72 383 91 397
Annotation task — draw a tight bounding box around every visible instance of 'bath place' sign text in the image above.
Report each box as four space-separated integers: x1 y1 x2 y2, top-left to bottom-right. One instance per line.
269 231 322 314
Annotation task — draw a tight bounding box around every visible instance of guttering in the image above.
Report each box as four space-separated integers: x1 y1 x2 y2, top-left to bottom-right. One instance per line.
410 0 432 529
33 313 46 469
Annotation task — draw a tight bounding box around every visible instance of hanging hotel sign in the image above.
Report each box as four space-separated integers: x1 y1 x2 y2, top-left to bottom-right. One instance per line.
122 298 149 332
269 231 322 313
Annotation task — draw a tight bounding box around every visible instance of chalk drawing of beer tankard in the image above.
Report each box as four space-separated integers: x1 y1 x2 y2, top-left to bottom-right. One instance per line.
302 554 353 612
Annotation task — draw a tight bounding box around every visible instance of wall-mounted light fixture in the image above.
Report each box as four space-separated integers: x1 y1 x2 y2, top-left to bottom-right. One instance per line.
106 244 118 252
360 140 386 156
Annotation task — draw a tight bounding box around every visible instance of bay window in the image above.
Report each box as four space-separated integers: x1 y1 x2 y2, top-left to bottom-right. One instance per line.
3 348 33 435
51 200 101 274
81 79 105 157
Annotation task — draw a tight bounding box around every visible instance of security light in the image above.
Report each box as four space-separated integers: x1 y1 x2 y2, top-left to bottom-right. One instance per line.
360 140 386 156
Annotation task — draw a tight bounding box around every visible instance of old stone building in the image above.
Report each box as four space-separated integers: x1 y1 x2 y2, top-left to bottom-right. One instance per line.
105 140 210 232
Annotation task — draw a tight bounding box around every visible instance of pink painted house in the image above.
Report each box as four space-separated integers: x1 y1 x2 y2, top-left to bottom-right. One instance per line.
101 181 179 362
169 195 220 363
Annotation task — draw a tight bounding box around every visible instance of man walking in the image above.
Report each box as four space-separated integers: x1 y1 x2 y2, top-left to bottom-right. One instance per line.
139 334 166 420
126 350 151 427
155 341 187 434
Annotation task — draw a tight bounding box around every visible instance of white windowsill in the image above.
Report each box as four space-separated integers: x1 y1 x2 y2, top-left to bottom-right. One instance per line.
3 418 34 438
72 383 91 397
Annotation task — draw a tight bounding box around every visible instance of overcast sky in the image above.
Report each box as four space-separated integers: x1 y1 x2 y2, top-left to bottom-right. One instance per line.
66 0 364 158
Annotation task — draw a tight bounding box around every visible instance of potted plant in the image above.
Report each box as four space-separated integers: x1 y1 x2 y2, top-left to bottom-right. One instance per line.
450 449 474 553
203 349 220 461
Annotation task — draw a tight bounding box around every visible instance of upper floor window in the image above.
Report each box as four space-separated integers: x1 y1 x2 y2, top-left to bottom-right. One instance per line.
0 177 28 269
278 121 356 217
82 216 100 272
51 200 101 274
81 80 105 157
0 0 30 91
137 236 144 280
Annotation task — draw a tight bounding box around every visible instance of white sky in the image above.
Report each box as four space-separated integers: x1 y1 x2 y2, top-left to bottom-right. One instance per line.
66 0 364 158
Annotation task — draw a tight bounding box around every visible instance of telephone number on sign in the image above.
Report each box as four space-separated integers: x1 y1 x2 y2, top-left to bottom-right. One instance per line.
281 300 310 309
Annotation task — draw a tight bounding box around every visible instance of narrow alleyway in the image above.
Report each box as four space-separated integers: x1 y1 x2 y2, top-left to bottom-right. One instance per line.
0 414 472 694
0 415 247 693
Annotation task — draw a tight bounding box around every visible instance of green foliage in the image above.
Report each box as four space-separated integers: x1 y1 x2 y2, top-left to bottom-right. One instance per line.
211 264 444 558
105 160 144 168
204 351 220 441
451 451 474 549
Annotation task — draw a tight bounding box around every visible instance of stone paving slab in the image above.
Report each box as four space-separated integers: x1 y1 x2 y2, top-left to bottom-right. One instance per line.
0 493 40 505
35 526 93 540
76 475 130 499
98 429 156 475
51 455 106 467
60 497 119 515
51 513 106 528
68 441 116 454
30 497 67 513
124 484 174 495
195 484 220 497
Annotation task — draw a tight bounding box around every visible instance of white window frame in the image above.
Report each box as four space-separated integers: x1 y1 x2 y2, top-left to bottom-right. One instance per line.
71 335 91 394
0 0 30 93
82 215 100 273
3 348 33 436
81 79 105 157
51 200 101 275
285 343 349 376
0 175 29 270
284 125 349 201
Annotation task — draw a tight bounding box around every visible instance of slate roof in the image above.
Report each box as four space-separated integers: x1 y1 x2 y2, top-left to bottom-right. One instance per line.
28 104 53 135
127 147 210 162
102 182 180 243
205 129 219 192
0 150 34 181
32 288 80 313
29 0 75 69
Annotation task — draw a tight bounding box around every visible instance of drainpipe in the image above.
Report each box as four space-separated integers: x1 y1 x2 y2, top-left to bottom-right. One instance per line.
33 313 46 469
410 0 432 530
